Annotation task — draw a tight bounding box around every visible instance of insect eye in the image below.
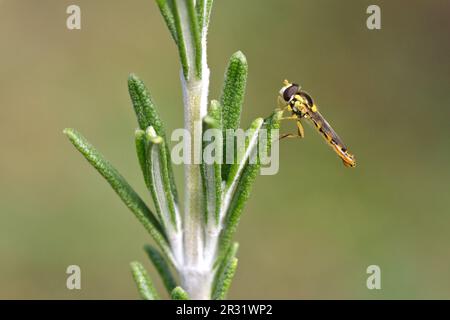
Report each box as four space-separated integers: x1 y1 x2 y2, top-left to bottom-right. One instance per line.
300 91 314 106
283 84 299 102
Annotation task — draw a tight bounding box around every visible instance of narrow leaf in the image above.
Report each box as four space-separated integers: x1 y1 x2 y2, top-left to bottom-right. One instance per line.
135 129 151 189
212 242 239 300
196 0 205 29
171 286 190 300
128 74 166 134
197 0 214 31
155 0 178 44
218 162 259 261
204 0 214 29
186 0 202 77
128 74 178 202
216 258 237 300
145 127 180 230
172 0 190 78
214 241 238 273
208 99 223 125
219 118 264 261
63 128 172 261
263 110 282 152
130 261 160 300
220 51 248 180
201 100 223 224
224 117 263 192
144 244 177 294
220 51 248 131
217 113 281 261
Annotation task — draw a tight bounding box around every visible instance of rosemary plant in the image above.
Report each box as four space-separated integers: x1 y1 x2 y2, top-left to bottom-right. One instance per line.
64 0 280 300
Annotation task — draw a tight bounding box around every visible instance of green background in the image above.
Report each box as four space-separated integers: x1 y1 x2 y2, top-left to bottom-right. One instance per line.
1 0 449 299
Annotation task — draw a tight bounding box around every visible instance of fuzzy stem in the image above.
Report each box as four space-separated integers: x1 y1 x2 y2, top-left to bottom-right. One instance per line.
179 266 214 300
182 76 209 266
176 0 212 299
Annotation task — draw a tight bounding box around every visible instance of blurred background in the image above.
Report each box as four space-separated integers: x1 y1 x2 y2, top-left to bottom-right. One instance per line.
1 0 450 299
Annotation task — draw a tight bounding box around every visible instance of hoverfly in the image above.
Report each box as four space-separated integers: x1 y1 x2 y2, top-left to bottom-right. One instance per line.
278 80 356 167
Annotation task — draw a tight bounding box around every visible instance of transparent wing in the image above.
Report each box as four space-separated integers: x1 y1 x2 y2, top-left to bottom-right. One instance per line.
306 110 348 151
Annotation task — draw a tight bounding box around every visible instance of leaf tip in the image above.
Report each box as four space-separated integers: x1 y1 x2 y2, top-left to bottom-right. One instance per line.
171 286 190 300
231 50 247 65
135 128 145 137
128 72 138 81
128 73 142 89
63 128 73 136
63 128 79 143
145 126 163 144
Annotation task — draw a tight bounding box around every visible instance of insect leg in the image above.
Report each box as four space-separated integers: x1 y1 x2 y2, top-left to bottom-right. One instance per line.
279 132 304 140
279 114 304 140
279 116 298 121
296 120 305 138
279 121 305 140
279 133 299 139
279 111 300 121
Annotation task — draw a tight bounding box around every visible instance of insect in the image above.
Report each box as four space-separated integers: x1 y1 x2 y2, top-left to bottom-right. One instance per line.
278 80 356 168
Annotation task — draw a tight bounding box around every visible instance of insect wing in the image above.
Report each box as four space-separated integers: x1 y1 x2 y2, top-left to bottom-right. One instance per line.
306 109 356 167
307 110 347 150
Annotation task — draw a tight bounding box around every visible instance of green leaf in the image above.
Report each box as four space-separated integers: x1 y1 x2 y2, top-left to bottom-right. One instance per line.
172 0 190 78
135 129 151 189
137 128 181 235
263 110 282 152
205 0 214 28
220 51 248 131
212 242 239 300
144 244 177 294
196 0 205 29
128 74 166 134
220 117 264 251
224 117 263 191
130 261 160 300
145 127 179 229
155 0 178 44
171 286 190 300
208 99 222 124
186 0 202 77
63 128 172 262
196 0 214 31
128 74 178 202
201 100 223 224
217 113 281 262
218 162 259 261
220 51 248 180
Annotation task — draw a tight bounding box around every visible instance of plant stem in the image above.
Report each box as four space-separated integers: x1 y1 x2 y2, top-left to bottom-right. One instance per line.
176 0 211 299
179 265 213 300
182 76 208 266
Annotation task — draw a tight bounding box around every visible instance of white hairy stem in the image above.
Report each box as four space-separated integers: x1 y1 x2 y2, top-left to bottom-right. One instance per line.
176 0 213 300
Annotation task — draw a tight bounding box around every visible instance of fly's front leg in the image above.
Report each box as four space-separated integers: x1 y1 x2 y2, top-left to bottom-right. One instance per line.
279 133 300 140
296 120 305 138
280 116 298 121
279 120 305 140
279 114 304 140
279 125 304 139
